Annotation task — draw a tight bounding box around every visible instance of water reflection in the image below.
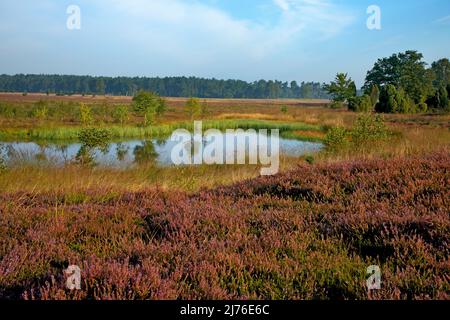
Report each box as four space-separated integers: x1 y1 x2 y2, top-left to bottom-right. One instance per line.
133 141 158 164
0 133 323 168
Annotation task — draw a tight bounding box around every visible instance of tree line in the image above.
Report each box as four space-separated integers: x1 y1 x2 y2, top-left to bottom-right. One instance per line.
325 51 450 113
0 74 331 99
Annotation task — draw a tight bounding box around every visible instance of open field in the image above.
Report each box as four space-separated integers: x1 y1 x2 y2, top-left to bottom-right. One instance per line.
0 94 449 300
0 92 329 106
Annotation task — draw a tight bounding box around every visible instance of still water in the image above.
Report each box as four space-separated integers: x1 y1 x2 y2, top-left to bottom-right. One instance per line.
0 132 323 168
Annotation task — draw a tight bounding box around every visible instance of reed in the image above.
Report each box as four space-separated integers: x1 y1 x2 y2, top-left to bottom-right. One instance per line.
0 120 323 142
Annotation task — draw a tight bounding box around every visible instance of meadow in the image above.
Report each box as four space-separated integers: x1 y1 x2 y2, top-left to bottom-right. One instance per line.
0 94 449 299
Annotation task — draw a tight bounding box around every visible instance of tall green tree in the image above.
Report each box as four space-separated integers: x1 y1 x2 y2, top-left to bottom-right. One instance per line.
324 73 357 105
96 79 106 95
426 84 449 111
431 58 450 88
364 50 434 104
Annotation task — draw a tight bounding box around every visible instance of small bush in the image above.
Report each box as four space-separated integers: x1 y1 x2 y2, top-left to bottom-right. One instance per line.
351 114 388 146
324 127 349 150
304 155 315 165
113 105 130 126
348 95 372 113
133 91 166 126
32 100 49 122
79 103 93 126
78 128 112 150
328 101 345 109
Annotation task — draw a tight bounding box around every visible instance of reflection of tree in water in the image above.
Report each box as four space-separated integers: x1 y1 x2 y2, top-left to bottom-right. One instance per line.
76 128 111 166
155 137 169 148
133 140 158 165
55 144 69 163
6 145 16 158
35 142 48 162
0 144 7 170
76 145 96 166
76 143 110 166
116 143 130 162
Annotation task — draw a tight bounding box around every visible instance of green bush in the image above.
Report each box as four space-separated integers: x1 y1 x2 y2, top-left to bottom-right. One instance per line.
304 155 315 165
351 114 388 146
32 100 49 122
133 91 166 126
113 105 130 126
79 103 93 126
78 128 112 150
328 101 345 109
426 85 449 111
324 127 349 150
348 95 372 112
376 85 417 114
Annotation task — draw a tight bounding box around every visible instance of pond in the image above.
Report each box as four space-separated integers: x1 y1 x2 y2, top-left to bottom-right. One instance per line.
0 131 323 168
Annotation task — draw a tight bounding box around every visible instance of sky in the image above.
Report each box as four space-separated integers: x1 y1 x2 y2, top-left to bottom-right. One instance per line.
0 0 449 86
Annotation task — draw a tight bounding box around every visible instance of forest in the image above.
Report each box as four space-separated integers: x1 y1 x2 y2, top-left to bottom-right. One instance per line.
0 74 330 99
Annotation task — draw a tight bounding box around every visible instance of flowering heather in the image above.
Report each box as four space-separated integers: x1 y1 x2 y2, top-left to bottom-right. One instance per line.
0 152 448 300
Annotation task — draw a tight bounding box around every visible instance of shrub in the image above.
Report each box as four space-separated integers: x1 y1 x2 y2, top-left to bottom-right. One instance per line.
304 155 315 165
32 100 49 123
78 128 111 150
348 95 372 112
280 105 288 114
79 103 93 126
133 91 166 126
328 101 346 109
417 102 428 113
351 114 388 146
376 85 417 114
76 128 112 165
200 100 209 118
185 97 200 120
0 103 17 118
113 105 130 126
324 127 349 150
426 85 449 111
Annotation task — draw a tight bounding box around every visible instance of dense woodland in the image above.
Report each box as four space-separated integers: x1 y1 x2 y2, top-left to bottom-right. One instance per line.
0 75 331 99
324 51 450 113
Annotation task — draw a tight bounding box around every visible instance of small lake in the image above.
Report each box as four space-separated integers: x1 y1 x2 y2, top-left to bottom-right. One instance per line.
0 132 323 168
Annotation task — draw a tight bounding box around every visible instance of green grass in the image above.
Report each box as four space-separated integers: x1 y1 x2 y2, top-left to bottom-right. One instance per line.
0 120 323 142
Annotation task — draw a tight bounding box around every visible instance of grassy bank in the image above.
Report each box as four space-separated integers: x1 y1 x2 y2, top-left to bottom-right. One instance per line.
0 119 323 142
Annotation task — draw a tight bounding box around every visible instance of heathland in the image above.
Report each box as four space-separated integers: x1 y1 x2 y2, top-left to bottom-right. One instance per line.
0 91 449 300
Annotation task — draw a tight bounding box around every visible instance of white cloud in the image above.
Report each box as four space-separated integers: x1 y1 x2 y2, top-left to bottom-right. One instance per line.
434 15 450 24
274 0 290 11
0 0 356 79
105 0 355 60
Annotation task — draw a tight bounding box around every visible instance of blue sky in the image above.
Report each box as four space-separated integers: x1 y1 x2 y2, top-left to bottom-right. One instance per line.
0 0 449 86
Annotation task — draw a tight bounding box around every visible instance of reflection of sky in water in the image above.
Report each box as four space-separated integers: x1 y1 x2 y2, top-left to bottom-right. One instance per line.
0 132 323 168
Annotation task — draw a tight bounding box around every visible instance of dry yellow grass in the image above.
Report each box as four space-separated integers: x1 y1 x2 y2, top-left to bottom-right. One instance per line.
0 155 303 194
